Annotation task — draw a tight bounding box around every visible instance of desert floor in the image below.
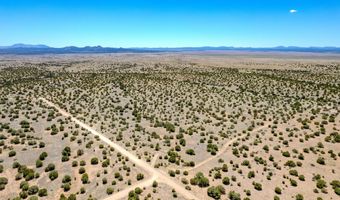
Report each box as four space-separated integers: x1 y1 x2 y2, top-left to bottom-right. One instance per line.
0 52 339 200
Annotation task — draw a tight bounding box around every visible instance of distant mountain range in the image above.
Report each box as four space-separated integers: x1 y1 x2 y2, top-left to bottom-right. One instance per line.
0 44 340 54
0 44 155 54
3 43 51 49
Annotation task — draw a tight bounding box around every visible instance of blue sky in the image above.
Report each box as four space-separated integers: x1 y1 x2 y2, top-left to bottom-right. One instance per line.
1 0 340 47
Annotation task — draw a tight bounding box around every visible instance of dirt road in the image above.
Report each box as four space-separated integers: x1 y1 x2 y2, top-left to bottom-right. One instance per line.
103 175 157 200
188 123 270 171
39 97 199 200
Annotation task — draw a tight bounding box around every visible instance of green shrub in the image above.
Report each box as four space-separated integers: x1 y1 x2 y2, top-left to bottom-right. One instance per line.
290 179 297 187
152 181 158 187
186 149 195 155
9 150 16 157
207 185 225 199
81 173 89 184
296 194 304 200
106 187 114 195
45 163 55 172
330 180 340 195
253 182 262 190
135 187 143 194
228 191 241 200
79 167 85 174
247 171 255 179
317 157 325 165
190 172 209 187
91 157 98 165
136 173 144 181
62 183 71 192
36 160 43 168
282 151 290 157
38 188 48 197
0 177 8 185
49 170 58 181
62 175 71 183
275 187 282 194
222 177 230 185
316 179 327 189
27 185 39 195
0 177 8 191
289 170 298 176
39 152 48 160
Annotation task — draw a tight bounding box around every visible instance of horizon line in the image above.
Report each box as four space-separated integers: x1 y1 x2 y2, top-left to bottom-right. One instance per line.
1 43 340 49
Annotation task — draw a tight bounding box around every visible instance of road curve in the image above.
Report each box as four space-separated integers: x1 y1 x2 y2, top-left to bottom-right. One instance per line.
39 97 199 200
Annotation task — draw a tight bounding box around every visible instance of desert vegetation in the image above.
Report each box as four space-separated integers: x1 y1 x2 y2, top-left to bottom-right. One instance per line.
0 52 339 199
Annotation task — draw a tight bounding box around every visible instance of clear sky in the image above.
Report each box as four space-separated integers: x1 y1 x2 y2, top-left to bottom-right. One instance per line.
1 0 340 47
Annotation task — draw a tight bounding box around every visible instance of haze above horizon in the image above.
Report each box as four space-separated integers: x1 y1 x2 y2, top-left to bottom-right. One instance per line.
1 0 340 48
